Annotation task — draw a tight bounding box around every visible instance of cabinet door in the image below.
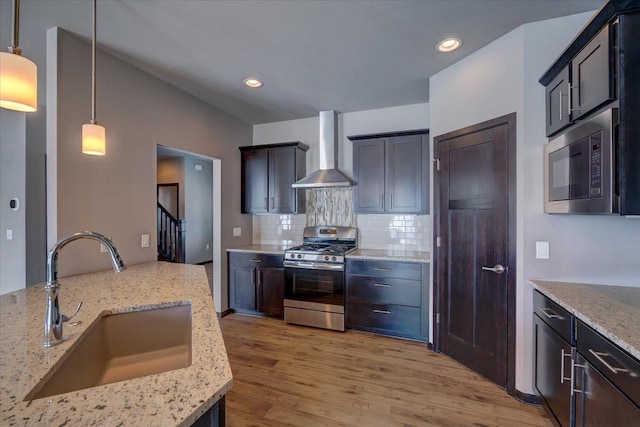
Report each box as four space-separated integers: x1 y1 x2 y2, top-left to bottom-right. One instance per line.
269 147 296 213
229 265 257 311
571 25 613 121
353 139 385 213
534 315 574 427
386 135 424 213
257 267 284 318
546 66 571 137
575 354 640 427
242 149 269 214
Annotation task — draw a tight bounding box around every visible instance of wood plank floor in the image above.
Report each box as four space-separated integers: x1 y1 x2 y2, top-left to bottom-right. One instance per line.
220 314 552 427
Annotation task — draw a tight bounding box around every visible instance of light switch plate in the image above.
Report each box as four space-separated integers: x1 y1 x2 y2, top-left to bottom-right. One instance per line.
6 229 12 240
536 241 550 259
233 227 242 237
141 233 150 248
100 243 108 253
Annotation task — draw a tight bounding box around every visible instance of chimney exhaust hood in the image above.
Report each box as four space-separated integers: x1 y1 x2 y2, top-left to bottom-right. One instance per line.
292 110 353 188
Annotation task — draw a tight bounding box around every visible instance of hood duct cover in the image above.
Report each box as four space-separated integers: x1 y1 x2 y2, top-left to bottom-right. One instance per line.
292 110 353 188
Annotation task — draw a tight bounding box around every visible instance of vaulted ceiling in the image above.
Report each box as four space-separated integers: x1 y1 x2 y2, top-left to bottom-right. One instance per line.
0 0 602 124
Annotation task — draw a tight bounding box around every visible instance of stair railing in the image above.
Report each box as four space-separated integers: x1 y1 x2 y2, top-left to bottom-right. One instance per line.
157 203 186 263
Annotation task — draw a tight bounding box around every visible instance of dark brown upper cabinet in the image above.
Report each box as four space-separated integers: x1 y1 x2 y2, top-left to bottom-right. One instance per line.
350 130 429 214
240 142 309 214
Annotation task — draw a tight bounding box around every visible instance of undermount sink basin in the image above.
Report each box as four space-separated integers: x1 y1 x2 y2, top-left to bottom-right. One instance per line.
26 304 192 400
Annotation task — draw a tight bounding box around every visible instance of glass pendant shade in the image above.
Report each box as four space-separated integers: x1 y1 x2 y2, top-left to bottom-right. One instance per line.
82 123 106 155
0 51 38 112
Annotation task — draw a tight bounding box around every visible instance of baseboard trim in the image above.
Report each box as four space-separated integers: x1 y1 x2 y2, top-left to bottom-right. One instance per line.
218 309 233 318
514 389 541 405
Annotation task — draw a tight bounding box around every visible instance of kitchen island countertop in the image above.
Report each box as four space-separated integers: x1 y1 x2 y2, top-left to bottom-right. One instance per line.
531 280 640 360
0 262 232 426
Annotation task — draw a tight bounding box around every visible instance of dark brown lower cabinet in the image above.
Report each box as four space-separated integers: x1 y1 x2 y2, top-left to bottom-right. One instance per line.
228 252 284 318
191 396 224 427
534 290 640 427
346 259 428 341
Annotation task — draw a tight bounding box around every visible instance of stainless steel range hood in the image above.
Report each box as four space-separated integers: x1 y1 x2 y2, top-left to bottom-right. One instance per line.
292 110 353 188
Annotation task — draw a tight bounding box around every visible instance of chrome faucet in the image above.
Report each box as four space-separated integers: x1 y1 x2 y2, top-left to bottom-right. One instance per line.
44 231 126 347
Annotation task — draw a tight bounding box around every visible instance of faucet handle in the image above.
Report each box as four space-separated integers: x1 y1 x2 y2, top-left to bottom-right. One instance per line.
62 301 83 323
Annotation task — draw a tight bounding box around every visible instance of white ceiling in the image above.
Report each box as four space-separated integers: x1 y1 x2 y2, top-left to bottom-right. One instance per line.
0 0 602 124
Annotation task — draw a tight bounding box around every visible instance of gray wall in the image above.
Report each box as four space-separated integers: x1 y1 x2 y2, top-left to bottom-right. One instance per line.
0 109 26 294
26 107 47 286
47 28 253 311
184 156 213 264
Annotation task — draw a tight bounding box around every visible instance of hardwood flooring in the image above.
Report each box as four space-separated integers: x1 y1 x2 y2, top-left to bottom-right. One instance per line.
220 314 551 427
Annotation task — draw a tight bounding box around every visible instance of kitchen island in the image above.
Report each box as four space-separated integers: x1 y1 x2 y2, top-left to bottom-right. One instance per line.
0 262 232 426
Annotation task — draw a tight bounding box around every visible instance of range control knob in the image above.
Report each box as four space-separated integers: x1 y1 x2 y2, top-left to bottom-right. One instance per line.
290 254 295 259
332 256 337 261
297 254 302 259
324 255 330 261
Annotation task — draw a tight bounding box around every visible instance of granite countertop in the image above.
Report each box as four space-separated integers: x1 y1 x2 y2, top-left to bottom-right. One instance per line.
226 244 289 255
531 280 640 360
347 249 430 263
0 262 233 426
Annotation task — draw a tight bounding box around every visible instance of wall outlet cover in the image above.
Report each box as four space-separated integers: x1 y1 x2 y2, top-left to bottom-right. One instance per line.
100 243 108 253
536 241 550 260
233 227 242 237
141 233 150 248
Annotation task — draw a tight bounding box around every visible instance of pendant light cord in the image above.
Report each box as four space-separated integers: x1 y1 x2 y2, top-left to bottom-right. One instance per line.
10 0 22 55
91 0 97 124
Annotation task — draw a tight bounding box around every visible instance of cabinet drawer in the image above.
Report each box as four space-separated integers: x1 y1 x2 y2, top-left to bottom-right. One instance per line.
347 275 421 306
533 290 574 344
229 252 283 268
347 302 421 335
577 320 640 405
347 260 422 280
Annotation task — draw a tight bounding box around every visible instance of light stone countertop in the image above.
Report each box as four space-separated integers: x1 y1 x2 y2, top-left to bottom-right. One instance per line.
531 280 640 360
226 245 289 255
0 262 233 426
347 249 430 263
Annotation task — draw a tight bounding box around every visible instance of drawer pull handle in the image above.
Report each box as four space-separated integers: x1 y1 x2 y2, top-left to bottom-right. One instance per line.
373 267 391 272
250 259 263 263
588 349 629 374
373 309 391 314
538 306 563 319
373 283 391 288
560 349 572 384
572 359 586 396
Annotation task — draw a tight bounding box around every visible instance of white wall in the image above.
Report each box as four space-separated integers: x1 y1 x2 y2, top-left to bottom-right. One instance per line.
430 11 640 395
0 109 26 295
47 28 253 313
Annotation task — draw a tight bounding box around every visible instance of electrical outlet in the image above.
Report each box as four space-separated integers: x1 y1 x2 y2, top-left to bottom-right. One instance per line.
141 233 150 248
6 229 13 240
536 241 550 259
233 227 242 237
100 243 108 253
206 243 210 250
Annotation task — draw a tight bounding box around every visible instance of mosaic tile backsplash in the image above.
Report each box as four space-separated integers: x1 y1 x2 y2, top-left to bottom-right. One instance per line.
252 188 430 251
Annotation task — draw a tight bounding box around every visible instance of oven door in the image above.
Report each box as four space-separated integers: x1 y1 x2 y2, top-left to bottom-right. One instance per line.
284 266 344 307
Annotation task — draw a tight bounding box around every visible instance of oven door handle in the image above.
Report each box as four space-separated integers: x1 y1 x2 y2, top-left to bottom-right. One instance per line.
284 260 344 271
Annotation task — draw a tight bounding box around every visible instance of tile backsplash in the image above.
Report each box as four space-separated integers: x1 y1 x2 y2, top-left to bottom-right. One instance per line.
252 188 430 251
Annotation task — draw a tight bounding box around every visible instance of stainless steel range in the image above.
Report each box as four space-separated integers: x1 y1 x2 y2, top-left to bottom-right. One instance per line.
283 226 357 331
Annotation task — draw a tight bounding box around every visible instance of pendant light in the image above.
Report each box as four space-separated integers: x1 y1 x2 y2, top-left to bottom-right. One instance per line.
0 0 38 112
82 0 105 156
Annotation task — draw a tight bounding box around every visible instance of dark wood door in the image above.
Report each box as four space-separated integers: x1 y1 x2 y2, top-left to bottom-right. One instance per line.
386 135 423 213
571 24 612 121
257 267 284 318
241 149 269 213
434 113 516 391
269 147 295 213
353 138 385 213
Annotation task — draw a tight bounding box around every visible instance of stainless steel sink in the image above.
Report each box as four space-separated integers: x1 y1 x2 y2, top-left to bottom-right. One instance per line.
26 304 192 400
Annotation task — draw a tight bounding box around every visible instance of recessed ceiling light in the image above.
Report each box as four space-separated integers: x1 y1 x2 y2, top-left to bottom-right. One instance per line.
436 38 462 53
244 78 263 88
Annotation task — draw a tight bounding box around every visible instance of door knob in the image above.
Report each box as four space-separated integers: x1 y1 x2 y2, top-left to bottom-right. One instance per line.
482 264 507 274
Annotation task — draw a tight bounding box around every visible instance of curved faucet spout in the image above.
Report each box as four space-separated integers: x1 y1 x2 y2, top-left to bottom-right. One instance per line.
44 231 126 347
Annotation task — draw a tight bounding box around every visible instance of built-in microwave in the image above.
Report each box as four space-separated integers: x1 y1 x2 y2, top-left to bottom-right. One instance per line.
544 108 619 214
